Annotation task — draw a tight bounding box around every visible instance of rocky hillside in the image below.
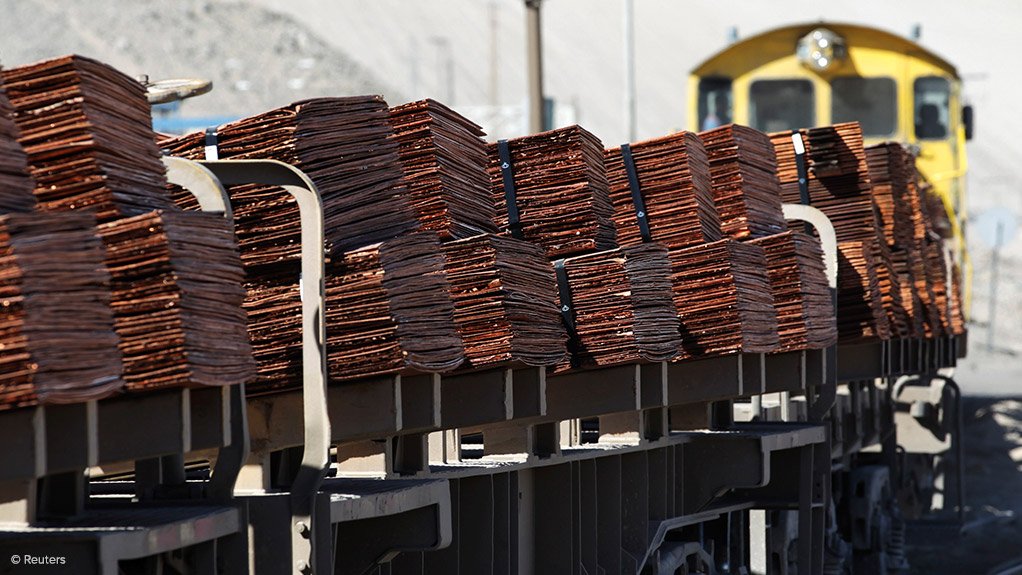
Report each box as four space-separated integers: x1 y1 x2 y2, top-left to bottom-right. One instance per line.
0 0 399 117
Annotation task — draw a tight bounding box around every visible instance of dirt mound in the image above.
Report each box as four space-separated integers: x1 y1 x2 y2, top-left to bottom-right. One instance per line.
0 0 398 117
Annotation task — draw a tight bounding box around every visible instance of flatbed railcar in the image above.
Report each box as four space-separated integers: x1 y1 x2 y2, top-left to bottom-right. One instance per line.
0 74 967 575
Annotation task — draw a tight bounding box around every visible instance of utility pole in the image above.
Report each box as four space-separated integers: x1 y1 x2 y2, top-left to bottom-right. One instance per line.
489 1 500 108
987 220 1003 351
623 0 636 142
409 38 421 96
525 0 544 133
430 37 455 104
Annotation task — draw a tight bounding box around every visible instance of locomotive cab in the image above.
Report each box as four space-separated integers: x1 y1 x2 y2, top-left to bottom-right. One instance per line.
688 22 972 310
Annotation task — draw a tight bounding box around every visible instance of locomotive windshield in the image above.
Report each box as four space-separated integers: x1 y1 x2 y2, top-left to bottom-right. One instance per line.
831 76 897 137
748 79 814 132
914 76 951 140
697 77 733 131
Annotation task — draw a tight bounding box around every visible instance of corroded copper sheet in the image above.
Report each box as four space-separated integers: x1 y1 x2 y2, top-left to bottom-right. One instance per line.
485 125 617 259
2 55 173 221
700 124 787 241
668 239 779 358
0 212 122 408
605 130 721 250
442 233 567 369
99 210 254 391
389 99 497 240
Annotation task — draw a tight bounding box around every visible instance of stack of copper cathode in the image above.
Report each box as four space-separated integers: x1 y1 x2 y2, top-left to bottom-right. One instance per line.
442 234 567 369
919 189 962 334
769 124 878 241
324 233 463 383
485 126 693 369
0 212 123 409
0 79 36 212
948 263 967 336
602 125 786 358
891 249 926 337
604 131 721 249
771 123 894 342
749 232 837 351
867 143 927 336
1 55 176 220
872 240 910 338
836 240 890 341
862 144 913 337
668 240 779 358
897 156 939 336
99 211 254 390
866 143 916 250
160 96 422 267
242 233 464 390
388 99 497 239
699 124 788 240
485 125 617 259
4 54 255 393
698 124 834 353
162 97 461 389
554 243 681 370
922 240 950 335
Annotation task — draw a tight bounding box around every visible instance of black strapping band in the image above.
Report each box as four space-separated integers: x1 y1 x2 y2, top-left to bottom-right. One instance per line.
792 131 810 206
791 131 813 235
553 259 581 366
621 143 652 242
496 139 524 239
204 127 220 161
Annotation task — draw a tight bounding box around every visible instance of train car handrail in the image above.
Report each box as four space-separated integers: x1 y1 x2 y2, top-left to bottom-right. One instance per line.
196 159 329 575
161 156 247 502
781 204 838 290
782 203 838 422
162 156 233 219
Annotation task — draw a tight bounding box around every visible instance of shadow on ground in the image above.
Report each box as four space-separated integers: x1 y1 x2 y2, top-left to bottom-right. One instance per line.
906 397 1022 574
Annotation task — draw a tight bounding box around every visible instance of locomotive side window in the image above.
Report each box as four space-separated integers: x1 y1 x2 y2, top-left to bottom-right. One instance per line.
831 76 897 137
698 77 733 131
914 76 951 140
749 79 814 132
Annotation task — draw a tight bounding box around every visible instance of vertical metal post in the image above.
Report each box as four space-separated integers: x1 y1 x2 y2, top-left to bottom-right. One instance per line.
197 160 330 575
430 37 454 104
782 204 839 420
409 38 421 96
622 0 637 142
489 0 500 109
161 156 248 503
987 220 1003 351
749 395 763 421
525 0 545 133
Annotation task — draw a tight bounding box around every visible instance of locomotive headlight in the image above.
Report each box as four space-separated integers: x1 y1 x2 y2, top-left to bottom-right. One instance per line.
796 27 847 71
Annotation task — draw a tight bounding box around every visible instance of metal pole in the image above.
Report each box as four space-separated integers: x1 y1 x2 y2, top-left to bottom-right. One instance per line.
623 0 637 142
525 0 545 133
490 0 500 109
987 220 1003 351
430 37 454 103
446 44 456 104
409 39 420 96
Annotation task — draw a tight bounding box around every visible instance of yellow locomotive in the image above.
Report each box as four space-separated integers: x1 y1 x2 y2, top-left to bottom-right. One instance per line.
688 22 973 309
